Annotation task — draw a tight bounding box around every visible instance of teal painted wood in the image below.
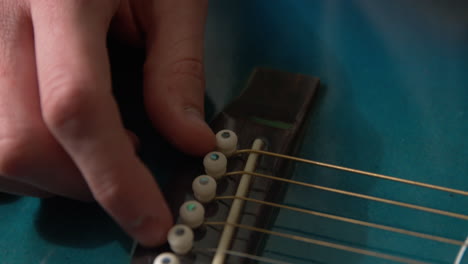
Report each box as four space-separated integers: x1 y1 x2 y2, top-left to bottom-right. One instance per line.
1 0 467 263
0 196 133 264
206 1 468 263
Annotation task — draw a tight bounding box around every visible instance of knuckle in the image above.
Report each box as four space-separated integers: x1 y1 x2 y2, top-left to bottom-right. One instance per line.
91 178 123 210
41 71 96 133
170 58 204 83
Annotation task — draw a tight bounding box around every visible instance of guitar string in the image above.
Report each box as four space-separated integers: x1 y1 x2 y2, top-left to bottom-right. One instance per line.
225 170 468 220
193 247 293 264
204 148 466 263
233 149 468 196
204 221 430 264
214 195 464 246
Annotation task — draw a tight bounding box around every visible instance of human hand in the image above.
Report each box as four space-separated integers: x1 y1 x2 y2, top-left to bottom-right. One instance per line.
0 0 215 247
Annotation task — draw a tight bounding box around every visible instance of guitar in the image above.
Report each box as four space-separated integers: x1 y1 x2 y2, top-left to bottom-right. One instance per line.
0 1 466 264
131 64 467 264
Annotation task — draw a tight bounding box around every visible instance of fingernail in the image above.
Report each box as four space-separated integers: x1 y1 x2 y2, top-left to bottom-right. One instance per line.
184 106 207 126
180 106 216 156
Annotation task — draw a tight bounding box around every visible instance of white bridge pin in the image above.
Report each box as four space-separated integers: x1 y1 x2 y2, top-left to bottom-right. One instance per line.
153 252 180 264
203 151 227 179
167 225 194 255
192 175 217 203
179 200 205 228
216 129 238 157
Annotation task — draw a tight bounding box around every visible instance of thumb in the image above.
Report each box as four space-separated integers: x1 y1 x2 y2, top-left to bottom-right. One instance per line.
139 0 215 156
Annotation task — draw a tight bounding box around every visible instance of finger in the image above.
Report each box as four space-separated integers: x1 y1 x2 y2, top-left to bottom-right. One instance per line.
0 2 89 200
136 0 215 156
126 130 140 152
31 0 172 246
110 0 143 47
0 177 52 198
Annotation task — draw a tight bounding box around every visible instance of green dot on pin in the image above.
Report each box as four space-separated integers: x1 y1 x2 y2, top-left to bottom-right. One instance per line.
199 177 209 185
221 131 230 138
210 153 219 161
175 228 185 236
186 203 197 212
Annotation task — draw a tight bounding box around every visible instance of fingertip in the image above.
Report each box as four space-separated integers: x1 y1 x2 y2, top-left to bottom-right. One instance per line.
99 180 174 248
130 204 174 247
166 110 216 157
145 95 216 157
178 107 216 156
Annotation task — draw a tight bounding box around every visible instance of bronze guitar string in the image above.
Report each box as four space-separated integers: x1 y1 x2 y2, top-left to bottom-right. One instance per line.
214 195 465 246
234 149 468 196
207 148 468 263
225 171 468 220
205 221 431 264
